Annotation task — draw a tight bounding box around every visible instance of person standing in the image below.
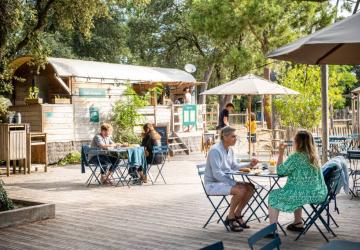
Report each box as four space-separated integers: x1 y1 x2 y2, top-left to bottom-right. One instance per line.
246 113 257 156
217 103 235 130
205 126 258 232
183 87 192 104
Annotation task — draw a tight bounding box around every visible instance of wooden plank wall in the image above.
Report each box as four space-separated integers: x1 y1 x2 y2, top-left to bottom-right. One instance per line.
72 82 125 141
9 105 43 132
42 104 74 142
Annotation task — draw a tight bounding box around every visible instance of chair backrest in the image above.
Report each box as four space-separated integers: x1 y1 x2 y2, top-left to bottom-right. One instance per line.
347 150 360 160
324 168 342 198
248 223 281 250
199 241 224 250
196 163 207 191
81 145 91 166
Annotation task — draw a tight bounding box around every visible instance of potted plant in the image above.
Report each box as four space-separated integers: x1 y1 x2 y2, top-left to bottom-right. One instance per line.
25 86 43 104
51 95 70 104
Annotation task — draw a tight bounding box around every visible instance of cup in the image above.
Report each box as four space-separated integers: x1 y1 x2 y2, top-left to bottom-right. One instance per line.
269 165 277 174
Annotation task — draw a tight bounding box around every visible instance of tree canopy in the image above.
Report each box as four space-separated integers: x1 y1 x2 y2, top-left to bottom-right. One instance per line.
0 0 359 129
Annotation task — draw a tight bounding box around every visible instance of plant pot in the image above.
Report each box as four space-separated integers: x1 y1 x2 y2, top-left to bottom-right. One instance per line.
51 98 70 104
25 98 43 104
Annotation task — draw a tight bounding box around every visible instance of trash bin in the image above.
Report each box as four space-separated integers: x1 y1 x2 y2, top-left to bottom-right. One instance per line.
0 123 28 176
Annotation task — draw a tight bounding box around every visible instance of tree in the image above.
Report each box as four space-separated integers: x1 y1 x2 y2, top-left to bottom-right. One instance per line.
273 64 356 129
111 85 147 144
0 0 147 95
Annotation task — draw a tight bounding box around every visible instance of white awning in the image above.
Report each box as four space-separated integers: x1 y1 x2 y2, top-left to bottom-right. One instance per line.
10 56 196 84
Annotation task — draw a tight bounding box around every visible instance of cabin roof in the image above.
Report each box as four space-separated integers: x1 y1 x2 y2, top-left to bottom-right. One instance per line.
11 56 197 83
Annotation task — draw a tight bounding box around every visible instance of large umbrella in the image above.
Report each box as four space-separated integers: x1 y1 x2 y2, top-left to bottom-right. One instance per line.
267 11 360 163
201 74 299 156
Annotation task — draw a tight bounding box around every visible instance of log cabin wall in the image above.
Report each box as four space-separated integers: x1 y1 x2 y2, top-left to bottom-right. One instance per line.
9 104 43 132
71 79 126 141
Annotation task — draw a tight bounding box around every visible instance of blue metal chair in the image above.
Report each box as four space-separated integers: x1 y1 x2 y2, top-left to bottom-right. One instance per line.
147 145 169 184
81 145 106 186
248 223 281 250
196 164 230 231
199 241 224 250
347 150 360 197
296 168 342 241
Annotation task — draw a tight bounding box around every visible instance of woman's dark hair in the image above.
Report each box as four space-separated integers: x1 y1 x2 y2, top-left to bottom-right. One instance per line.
225 103 235 109
143 123 161 140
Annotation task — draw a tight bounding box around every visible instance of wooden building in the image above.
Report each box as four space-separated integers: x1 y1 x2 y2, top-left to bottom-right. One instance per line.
9 57 206 163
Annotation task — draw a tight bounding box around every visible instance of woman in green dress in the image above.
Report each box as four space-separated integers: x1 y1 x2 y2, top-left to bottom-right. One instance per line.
268 130 327 232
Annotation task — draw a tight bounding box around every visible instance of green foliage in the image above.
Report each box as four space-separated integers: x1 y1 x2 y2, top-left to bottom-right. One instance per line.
0 179 14 211
28 86 39 99
58 151 81 166
274 64 356 129
0 96 10 123
0 0 148 95
111 85 147 143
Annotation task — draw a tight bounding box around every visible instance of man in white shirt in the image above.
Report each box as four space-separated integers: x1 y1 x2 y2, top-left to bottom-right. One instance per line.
205 126 258 232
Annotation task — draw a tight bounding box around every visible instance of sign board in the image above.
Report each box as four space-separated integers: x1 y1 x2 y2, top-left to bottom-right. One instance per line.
155 125 168 146
89 105 99 123
79 88 106 98
182 104 197 126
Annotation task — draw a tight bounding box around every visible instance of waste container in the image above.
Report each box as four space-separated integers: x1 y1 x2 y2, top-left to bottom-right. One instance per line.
0 123 28 176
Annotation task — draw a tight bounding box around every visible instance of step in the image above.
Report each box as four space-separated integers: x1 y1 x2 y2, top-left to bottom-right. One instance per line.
168 137 179 140
169 142 183 146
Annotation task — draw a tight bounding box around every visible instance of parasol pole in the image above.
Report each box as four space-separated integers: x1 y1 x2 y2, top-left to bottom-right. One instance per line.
248 95 252 157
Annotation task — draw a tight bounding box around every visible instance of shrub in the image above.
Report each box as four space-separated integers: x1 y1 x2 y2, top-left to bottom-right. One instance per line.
112 85 147 144
58 151 81 166
0 180 14 211
0 96 10 123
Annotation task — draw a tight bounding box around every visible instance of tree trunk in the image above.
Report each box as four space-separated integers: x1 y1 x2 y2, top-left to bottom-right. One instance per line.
219 95 233 111
263 67 272 129
199 63 215 104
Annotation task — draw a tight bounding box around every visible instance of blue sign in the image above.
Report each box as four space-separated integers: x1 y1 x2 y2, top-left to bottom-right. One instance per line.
79 88 106 97
182 104 197 126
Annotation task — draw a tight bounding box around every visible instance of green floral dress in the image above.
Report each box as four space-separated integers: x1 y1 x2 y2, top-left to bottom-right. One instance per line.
269 152 327 212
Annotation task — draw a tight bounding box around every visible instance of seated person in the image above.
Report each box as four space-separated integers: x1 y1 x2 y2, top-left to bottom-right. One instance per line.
89 123 119 184
205 126 258 232
141 123 162 163
268 130 327 234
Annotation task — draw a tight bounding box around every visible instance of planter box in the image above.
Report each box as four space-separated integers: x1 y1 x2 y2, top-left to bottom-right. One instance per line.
0 199 55 228
25 98 43 104
51 98 70 104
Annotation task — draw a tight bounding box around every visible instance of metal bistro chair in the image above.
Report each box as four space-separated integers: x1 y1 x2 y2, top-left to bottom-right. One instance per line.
347 150 360 197
248 223 281 250
147 145 169 184
296 168 342 242
196 164 230 231
199 241 224 250
81 145 106 186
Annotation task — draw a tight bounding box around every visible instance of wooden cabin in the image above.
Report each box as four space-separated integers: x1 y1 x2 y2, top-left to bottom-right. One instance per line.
9 57 207 163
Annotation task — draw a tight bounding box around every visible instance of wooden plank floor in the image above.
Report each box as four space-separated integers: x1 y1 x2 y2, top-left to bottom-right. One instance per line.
0 153 359 250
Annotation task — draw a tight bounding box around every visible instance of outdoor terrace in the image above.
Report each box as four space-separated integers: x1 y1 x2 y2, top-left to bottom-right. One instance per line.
0 153 359 250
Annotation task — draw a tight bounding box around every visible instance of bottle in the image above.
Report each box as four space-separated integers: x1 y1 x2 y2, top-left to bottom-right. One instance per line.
14 112 21 124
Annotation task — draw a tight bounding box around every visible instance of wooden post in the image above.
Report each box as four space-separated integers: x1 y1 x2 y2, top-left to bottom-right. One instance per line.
321 65 329 164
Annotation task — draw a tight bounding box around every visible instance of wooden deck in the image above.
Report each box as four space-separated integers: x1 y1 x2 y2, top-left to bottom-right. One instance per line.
0 153 359 250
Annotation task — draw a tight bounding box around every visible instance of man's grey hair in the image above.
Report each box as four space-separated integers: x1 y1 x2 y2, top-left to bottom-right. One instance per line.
220 126 236 141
